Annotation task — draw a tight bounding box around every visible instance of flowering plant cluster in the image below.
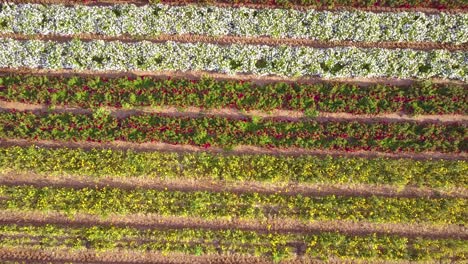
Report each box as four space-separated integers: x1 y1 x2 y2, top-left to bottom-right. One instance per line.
0 3 466 44
2 146 465 187
157 0 467 9
1 185 465 224
0 39 465 80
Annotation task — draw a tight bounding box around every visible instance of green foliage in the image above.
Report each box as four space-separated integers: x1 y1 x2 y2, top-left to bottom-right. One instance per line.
0 224 466 261
0 146 466 188
0 111 465 152
0 75 465 115
0 185 465 224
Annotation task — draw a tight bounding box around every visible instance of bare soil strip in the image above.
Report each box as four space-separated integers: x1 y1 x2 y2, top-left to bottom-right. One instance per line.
1 33 466 51
0 210 466 239
1 138 466 161
5 0 467 14
2 171 466 199
1 68 466 87
0 247 278 264
1 100 466 124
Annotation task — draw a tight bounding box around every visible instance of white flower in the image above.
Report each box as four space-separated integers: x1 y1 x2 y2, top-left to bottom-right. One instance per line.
0 38 465 81
0 3 466 44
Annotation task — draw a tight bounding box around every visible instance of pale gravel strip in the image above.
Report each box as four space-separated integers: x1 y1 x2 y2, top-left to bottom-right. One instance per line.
0 138 466 161
0 210 467 240
1 171 466 199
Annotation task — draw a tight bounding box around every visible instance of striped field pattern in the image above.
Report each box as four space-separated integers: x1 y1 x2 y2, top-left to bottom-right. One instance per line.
0 1 466 263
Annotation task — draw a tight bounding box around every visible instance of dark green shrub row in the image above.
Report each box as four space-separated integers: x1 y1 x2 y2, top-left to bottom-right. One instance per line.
0 110 466 152
1 75 465 115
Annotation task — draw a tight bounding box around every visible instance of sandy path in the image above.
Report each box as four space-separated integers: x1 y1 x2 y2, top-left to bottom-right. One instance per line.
1 33 466 51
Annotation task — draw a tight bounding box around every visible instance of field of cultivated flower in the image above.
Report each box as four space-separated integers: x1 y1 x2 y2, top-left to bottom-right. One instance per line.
0 1 466 263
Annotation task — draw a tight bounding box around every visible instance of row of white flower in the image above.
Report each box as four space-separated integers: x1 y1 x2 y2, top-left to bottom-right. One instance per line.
0 3 466 44
0 38 465 81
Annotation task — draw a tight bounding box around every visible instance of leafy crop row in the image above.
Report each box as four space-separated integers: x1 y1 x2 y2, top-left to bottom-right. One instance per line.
0 185 465 224
0 224 466 261
1 75 466 115
0 110 466 152
1 146 466 188
157 0 468 9
0 39 465 80
1 3 466 44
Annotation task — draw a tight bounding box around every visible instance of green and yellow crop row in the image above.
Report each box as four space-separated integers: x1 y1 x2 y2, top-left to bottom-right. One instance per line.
1 146 466 188
0 185 465 224
0 224 466 261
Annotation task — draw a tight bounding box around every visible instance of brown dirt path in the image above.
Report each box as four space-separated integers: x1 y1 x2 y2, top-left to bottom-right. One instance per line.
2 33 466 51
1 172 466 199
1 68 466 87
0 210 466 239
5 0 468 14
1 138 466 161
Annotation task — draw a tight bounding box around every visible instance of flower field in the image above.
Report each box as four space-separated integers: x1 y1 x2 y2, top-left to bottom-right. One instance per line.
0 0 466 263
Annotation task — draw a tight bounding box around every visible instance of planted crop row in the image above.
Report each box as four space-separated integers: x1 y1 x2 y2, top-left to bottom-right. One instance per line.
0 39 465 80
158 0 467 9
1 75 466 115
0 224 466 261
1 4 466 44
0 110 466 152
1 146 467 188
0 185 465 224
